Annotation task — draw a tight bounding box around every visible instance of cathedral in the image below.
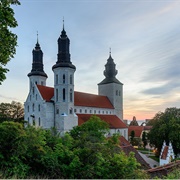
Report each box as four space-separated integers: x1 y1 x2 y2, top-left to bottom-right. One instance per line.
24 23 128 139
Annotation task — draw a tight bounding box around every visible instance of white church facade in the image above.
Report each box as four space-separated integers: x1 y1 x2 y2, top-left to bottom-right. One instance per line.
24 24 128 139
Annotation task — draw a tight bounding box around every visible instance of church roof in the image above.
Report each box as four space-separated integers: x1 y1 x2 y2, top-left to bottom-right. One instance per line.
77 114 127 128
74 91 114 109
36 85 114 109
37 85 54 102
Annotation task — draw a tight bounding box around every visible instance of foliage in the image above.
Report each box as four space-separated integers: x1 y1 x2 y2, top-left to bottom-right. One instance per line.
129 116 139 126
0 116 148 179
130 130 135 145
0 101 24 123
0 0 20 84
164 166 180 179
148 107 180 156
142 131 148 149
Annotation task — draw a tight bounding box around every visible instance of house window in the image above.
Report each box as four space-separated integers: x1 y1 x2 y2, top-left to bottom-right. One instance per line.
90 110 92 113
85 109 87 113
119 91 121 96
35 81 37 84
30 95 31 101
99 110 100 114
74 109 76 113
63 88 65 101
38 104 40 111
94 110 96 114
36 94 37 100
56 108 59 114
80 109 82 113
56 89 58 102
32 104 35 112
63 74 65 84
39 117 41 126
70 75 73 84
56 74 58 84
70 89 73 102
41 81 43 85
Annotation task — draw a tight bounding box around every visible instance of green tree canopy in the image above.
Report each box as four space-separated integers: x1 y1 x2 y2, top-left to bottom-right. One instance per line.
0 0 20 84
0 101 24 123
148 107 180 156
0 116 148 179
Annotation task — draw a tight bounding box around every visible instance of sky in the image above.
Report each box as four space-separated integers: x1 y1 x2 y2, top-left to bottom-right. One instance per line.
1 0 180 120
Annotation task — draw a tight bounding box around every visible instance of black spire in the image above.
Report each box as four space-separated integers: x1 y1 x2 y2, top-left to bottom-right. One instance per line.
98 52 122 85
28 33 48 78
52 20 76 70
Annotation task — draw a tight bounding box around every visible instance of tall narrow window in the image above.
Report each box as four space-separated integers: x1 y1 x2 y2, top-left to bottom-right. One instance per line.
56 74 58 84
32 104 34 111
39 117 41 126
119 91 121 96
70 75 73 84
38 104 40 111
41 81 43 85
28 105 29 112
116 90 118 96
70 89 73 102
63 74 65 84
36 94 37 100
56 89 58 102
63 88 65 101
32 86 35 94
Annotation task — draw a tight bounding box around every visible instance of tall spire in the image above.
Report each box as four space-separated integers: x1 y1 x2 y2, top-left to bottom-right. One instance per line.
28 34 47 78
52 20 75 70
98 51 122 85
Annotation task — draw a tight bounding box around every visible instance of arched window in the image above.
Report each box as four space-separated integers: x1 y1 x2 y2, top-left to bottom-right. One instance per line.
28 105 29 112
69 108 73 114
116 90 118 96
32 104 35 111
70 89 73 102
28 117 29 124
38 104 40 111
56 89 58 102
39 117 41 126
32 86 35 94
63 88 65 101
56 74 58 84
70 75 73 84
63 74 65 84
35 81 37 84
119 91 121 96
36 94 37 100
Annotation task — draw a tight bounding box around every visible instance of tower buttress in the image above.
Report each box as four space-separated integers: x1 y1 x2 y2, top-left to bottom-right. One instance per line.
98 52 123 120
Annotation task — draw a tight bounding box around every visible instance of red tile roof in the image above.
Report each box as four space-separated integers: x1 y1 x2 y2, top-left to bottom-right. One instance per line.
77 114 127 128
161 146 168 160
36 85 114 109
74 91 114 109
37 85 54 102
128 126 144 137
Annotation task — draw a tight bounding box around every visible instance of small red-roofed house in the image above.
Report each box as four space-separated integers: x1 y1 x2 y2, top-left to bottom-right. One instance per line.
159 141 175 166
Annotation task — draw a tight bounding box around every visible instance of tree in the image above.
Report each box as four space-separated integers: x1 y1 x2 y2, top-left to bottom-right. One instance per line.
0 0 20 84
0 101 24 123
129 116 139 126
142 131 148 149
130 130 135 145
148 107 180 156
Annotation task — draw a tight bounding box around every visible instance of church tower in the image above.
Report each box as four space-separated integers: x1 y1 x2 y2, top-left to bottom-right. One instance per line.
52 22 78 134
28 35 47 89
98 52 123 120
